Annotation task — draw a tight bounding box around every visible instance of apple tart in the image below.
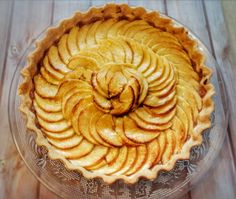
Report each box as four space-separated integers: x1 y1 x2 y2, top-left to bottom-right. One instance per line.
19 4 214 184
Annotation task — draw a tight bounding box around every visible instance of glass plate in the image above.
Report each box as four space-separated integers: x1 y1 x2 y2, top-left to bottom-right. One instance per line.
8 11 228 199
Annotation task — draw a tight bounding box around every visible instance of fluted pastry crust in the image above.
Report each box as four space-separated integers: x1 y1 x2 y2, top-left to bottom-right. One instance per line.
19 4 214 184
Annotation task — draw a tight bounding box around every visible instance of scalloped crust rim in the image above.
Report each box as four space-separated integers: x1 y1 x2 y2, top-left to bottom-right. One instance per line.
18 3 215 184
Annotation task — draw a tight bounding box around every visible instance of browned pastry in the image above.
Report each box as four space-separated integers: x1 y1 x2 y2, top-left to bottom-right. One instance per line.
19 4 214 184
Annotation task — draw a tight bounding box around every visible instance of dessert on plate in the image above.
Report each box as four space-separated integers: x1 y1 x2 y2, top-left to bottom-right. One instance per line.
19 4 214 184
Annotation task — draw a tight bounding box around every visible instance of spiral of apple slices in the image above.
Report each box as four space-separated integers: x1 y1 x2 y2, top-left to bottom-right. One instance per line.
33 19 206 177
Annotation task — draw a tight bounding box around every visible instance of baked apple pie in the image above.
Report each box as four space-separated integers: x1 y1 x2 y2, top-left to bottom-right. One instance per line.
19 4 214 184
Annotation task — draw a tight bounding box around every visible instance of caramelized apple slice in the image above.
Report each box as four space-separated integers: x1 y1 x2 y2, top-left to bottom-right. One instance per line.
78 104 101 145
125 145 147 175
142 50 157 78
77 23 92 50
48 46 71 73
78 50 105 66
67 55 98 70
47 134 83 149
67 27 79 56
127 39 143 67
86 159 107 170
37 117 71 133
40 66 60 85
43 128 74 140
117 20 148 36
107 20 129 38
124 24 151 39
43 56 64 80
123 116 160 143
69 146 108 167
93 90 112 110
58 34 71 64
162 130 176 163
33 101 63 122
95 146 128 175
96 114 123 147
34 75 58 98
54 139 94 159
114 147 136 175
153 133 167 165
86 20 102 46
91 73 107 97
96 19 117 42
176 105 189 137
115 117 139 146
105 147 119 164
137 46 150 73
34 92 61 112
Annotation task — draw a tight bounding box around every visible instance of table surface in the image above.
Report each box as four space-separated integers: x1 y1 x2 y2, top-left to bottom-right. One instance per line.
0 0 236 198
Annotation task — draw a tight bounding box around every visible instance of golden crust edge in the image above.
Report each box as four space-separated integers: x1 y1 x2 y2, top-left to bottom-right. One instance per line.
18 3 215 184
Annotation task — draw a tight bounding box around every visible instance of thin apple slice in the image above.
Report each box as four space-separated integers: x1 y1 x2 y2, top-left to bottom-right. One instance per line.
54 139 94 159
152 42 182 53
143 90 176 108
129 112 171 131
139 139 159 170
115 117 139 146
124 24 151 39
126 39 143 67
142 50 157 78
71 97 93 135
69 146 108 167
78 104 101 145
146 56 165 83
67 26 79 56
63 91 92 120
43 128 74 140
37 117 71 133
123 116 160 143
33 101 63 122
34 74 58 98
96 114 123 147
134 107 175 125
43 56 64 80
137 46 150 73
176 105 189 140
146 97 177 115
107 20 129 38
111 86 134 116
78 50 105 67
93 90 112 110
48 46 71 73
89 111 112 147
117 20 148 36
86 20 102 46
91 72 108 97
120 39 133 63
40 66 60 85
94 146 128 175
96 45 114 63
125 145 147 175
47 134 83 149
96 19 117 42
67 55 98 70
153 133 167 165
114 147 136 175
86 159 107 170
133 28 157 43
58 34 71 64
34 92 61 112
171 117 185 153
162 130 176 163
77 23 92 50
105 147 119 164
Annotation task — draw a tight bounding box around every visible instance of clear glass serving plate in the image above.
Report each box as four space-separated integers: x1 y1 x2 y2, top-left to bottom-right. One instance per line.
8 10 228 199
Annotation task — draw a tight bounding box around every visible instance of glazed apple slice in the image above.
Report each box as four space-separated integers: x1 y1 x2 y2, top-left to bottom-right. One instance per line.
96 45 114 63
153 133 167 165
34 74 59 98
129 112 171 131
124 23 151 39
108 71 127 98
139 139 159 170
156 47 190 62
146 56 165 83
67 26 79 56
48 46 71 73
119 39 133 64
107 20 129 38
137 46 151 73
78 104 101 145
40 66 60 85
89 111 112 147
71 97 93 135
94 146 128 175
176 105 189 140
117 20 148 36
92 70 108 97
175 63 199 81
37 117 71 133
69 146 108 167
115 117 139 146
133 28 157 43
123 116 160 143
96 114 123 147
161 130 176 164
114 147 137 175
105 147 119 164
43 128 74 140
78 49 105 66
67 55 98 70
77 23 92 50
95 19 117 42
142 51 157 78
47 134 83 149
34 92 61 112
43 56 64 80
33 101 63 122
127 39 143 67
125 145 147 175
86 159 107 170
85 20 102 46
54 139 94 159
171 117 185 152
151 42 182 53
58 34 71 64
93 90 112 111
